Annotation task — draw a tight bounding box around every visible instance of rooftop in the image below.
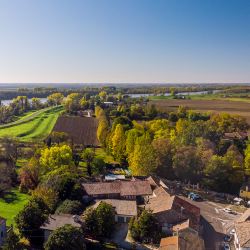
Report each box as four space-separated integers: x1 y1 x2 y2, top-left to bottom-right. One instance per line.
237 208 250 223
235 221 250 248
41 214 82 231
82 180 152 197
93 199 137 216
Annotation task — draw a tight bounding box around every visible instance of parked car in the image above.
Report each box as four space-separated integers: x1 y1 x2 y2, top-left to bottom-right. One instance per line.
222 208 236 214
229 229 235 235
224 235 232 242
188 192 202 201
233 197 244 205
223 243 230 250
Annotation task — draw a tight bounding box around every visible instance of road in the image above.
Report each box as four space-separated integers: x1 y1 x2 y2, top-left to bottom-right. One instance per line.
180 196 239 250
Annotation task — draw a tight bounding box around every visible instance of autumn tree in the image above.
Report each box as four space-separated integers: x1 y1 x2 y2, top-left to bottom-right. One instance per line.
47 93 64 106
64 93 81 113
129 133 156 176
111 124 126 163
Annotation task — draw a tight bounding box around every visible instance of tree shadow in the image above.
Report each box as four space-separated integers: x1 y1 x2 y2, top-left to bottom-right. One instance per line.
1 191 19 203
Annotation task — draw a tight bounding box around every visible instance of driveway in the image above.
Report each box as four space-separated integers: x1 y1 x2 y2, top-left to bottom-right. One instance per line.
111 223 150 250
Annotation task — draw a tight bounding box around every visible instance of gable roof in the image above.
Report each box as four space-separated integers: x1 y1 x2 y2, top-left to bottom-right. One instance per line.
235 221 250 247
82 180 152 197
41 214 82 231
159 236 179 250
52 116 99 146
93 199 137 216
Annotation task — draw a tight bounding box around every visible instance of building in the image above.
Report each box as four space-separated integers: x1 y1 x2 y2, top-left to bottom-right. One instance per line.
82 180 152 200
223 132 248 141
234 221 250 250
240 183 250 199
159 231 205 250
145 186 200 232
40 214 82 242
93 199 137 223
0 217 7 247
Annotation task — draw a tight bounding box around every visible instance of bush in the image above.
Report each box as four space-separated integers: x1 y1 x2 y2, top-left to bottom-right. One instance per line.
55 200 83 215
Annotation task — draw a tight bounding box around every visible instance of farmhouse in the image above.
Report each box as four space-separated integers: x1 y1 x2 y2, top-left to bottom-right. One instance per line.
145 186 200 232
52 116 99 146
93 199 137 223
82 180 152 200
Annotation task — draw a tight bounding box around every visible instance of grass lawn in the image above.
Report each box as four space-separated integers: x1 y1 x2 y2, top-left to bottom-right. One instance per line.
0 105 64 141
0 189 30 226
94 148 116 164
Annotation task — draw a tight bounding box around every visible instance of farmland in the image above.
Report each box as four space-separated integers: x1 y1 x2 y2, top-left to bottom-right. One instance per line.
151 99 250 124
0 106 63 141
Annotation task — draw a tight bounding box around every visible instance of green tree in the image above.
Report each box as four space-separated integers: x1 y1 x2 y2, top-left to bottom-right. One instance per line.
55 200 83 215
31 97 42 110
45 225 86 250
64 93 81 113
3 228 23 250
99 91 107 101
129 210 160 243
15 199 48 242
245 144 250 176
81 148 95 176
129 133 156 176
83 202 115 238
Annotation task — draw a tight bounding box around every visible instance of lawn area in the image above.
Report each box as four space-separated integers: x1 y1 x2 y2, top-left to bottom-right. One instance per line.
0 189 30 226
0 105 64 141
94 148 116 164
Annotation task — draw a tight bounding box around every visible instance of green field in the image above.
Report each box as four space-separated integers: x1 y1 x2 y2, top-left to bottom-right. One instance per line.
0 106 63 141
0 189 30 226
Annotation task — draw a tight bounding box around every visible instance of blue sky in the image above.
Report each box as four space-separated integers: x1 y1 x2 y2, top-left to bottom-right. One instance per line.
0 0 249 83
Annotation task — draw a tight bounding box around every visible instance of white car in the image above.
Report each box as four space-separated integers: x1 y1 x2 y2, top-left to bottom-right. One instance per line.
223 208 232 213
229 229 235 235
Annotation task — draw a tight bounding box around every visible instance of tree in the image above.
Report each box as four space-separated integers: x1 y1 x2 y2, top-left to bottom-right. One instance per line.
39 145 74 174
111 124 126 163
245 144 250 176
32 186 58 212
99 91 107 101
47 93 64 106
0 162 14 194
56 200 83 215
64 93 81 113
152 139 174 179
129 210 161 243
31 97 42 110
19 157 40 192
83 202 115 238
3 228 23 250
172 146 202 183
15 199 48 242
97 117 109 146
44 225 86 250
81 148 95 176
129 133 156 176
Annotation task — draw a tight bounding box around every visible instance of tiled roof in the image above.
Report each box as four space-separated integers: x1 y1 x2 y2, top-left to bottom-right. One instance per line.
41 214 82 231
93 199 137 216
224 132 248 140
235 221 250 248
159 236 179 250
237 208 250 223
82 180 152 197
172 219 190 232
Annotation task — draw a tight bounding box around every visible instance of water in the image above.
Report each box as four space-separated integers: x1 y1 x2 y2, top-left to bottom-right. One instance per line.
128 90 221 98
0 98 47 106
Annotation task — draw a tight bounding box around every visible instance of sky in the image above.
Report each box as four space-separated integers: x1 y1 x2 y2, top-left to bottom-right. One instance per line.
0 0 250 84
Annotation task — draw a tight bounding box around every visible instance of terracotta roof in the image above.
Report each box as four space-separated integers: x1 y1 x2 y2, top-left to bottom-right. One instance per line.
235 221 250 248
93 199 137 216
237 208 250 223
82 180 152 197
41 214 82 231
159 236 179 250
145 186 175 213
